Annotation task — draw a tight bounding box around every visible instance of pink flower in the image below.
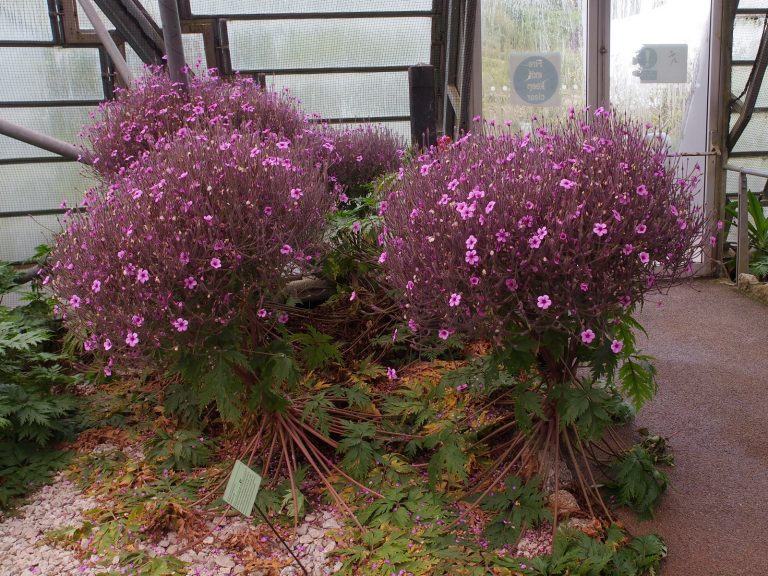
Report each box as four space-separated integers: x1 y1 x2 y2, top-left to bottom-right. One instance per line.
559 178 576 190
593 222 608 237
351 221 362 233
580 282 589 292
257 308 269 318
465 250 479 265
277 311 289 324
580 329 595 344
172 318 189 332
136 268 149 284
536 294 552 309
386 367 398 380
184 276 198 289
378 251 388 264
349 291 357 301
635 223 647 234
408 319 419 332
623 244 634 255
131 314 144 327
506 278 518 291
210 257 222 269
639 251 650 264
611 339 624 354
91 279 101 293
448 293 462 307
125 332 139 347
276 140 290 149
69 295 81 308
485 201 496 214
290 188 303 200
636 184 649 197
264 206 273 216
438 328 451 340
103 339 112 351
469 276 480 286
179 252 190 265
465 235 478 250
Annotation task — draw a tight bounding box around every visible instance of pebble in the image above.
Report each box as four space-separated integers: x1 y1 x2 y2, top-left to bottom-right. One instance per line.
0 472 345 576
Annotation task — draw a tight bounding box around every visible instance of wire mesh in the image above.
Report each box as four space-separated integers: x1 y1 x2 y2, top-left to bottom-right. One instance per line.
728 2 768 197
0 0 53 41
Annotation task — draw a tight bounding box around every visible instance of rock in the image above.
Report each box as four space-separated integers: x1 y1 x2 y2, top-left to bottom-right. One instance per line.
204 535 215 544
296 523 309 536
548 490 580 516
307 527 323 539
738 273 759 289
233 566 246 575
215 556 236 569
738 274 768 306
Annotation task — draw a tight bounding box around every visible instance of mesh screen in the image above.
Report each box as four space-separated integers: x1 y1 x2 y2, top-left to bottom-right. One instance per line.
0 214 62 262
0 107 94 159
190 1 432 15
728 3 768 198
0 47 104 101
0 163 95 214
0 0 53 41
227 18 431 71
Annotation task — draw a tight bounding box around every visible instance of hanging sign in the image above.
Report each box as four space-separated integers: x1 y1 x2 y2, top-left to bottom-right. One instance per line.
509 53 562 107
632 44 688 83
223 460 262 517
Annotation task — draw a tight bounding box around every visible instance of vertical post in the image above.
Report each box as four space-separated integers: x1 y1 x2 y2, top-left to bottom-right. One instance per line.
737 172 750 276
585 0 610 109
409 64 438 148
159 0 188 90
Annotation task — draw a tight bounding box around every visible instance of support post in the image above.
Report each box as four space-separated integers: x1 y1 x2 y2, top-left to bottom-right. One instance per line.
0 118 91 164
737 172 750 276
76 0 134 87
409 64 437 148
159 0 188 89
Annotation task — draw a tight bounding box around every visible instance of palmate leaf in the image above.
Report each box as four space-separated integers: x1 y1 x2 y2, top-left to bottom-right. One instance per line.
481 475 551 547
300 391 333 437
0 321 50 353
608 445 668 519
618 355 657 411
337 421 380 481
290 326 342 371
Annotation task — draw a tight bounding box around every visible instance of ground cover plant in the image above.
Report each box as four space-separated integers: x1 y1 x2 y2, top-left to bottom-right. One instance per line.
34 65 710 574
0 259 79 508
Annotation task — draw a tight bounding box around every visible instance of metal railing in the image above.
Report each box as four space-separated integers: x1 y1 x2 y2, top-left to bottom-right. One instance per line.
724 163 768 276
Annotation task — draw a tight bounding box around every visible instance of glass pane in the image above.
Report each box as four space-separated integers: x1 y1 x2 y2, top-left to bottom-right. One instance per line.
0 214 61 263
481 0 586 129
126 35 208 78
733 14 765 61
335 121 411 143
732 64 768 107
731 111 768 154
610 0 711 151
738 0 768 7
0 106 95 159
191 0 431 14
76 2 115 31
725 155 768 197
228 18 431 71
0 47 104 101
0 163 95 214
0 0 53 41
269 72 409 119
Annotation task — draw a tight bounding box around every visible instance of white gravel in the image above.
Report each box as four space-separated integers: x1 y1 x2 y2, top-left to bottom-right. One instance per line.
0 472 343 576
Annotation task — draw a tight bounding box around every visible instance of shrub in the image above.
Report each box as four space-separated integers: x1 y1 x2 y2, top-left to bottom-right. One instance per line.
326 125 404 194
382 108 706 513
82 68 310 179
48 125 334 369
383 109 704 348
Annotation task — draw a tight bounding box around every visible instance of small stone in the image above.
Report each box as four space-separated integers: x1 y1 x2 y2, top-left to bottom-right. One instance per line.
548 490 580 516
296 523 309 536
307 527 323 539
233 566 246 575
204 536 215 544
215 556 236 569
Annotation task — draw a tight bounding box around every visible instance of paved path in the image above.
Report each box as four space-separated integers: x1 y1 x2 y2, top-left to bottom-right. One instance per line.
620 280 768 576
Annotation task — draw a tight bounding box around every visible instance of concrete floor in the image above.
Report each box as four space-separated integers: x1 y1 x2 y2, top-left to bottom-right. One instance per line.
619 280 768 576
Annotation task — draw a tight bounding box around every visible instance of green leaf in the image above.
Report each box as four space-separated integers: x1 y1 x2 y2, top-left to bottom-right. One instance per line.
337 421 379 481
608 445 669 519
619 355 657 411
481 476 551 547
290 327 343 371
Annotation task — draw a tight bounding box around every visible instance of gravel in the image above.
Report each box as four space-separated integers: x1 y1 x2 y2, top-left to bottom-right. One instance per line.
0 471 344 576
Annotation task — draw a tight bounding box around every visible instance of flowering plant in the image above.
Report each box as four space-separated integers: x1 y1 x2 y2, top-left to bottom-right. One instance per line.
382 108 707 513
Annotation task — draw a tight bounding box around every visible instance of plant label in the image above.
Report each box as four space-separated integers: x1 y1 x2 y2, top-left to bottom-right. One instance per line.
223 460 262 517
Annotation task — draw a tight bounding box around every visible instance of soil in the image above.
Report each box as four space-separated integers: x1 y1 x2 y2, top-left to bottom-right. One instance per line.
618 280 768 576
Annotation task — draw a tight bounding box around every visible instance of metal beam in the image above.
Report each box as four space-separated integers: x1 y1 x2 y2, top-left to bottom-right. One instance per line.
76 0 134 86
159 0 188 89
0 118 91 164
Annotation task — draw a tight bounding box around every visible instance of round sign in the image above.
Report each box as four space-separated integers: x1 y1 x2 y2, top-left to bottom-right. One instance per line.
512 56 559 105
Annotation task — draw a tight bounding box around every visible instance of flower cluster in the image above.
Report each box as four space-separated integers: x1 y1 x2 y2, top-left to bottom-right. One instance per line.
48 125 334 367
82 67 309 179
382 109 705 347
325 124 404 192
